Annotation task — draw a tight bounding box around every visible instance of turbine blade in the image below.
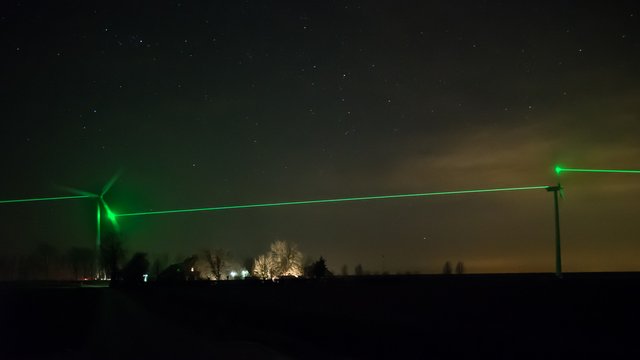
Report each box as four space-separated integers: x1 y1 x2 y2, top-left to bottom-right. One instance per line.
101 170 122 196
56 185 98 197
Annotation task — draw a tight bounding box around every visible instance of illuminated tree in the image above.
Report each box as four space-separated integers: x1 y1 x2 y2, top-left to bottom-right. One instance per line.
253 254 271 280
252 240 303 280
203 248 230 280
270 240 303 277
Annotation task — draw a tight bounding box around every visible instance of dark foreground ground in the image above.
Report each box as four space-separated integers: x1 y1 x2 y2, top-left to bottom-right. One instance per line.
2 273 640 359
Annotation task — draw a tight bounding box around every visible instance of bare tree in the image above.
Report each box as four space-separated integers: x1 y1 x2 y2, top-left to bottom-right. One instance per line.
354 264 364 276
203 249 230 280
253 254 271 280
252 240 303 280
269 240 303 278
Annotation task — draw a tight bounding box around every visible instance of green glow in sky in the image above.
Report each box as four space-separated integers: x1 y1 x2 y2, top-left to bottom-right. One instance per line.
117 185 550 218
0 194 94 204
555 166 640 175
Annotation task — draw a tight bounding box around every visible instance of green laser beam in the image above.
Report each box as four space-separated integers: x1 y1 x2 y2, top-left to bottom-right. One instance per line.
0 194 95 205
556 166 640 175
117 185 550 218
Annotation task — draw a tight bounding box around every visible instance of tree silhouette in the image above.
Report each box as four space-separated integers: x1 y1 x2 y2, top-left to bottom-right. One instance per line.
243 257 254 275
100 232 125 281
455 261 465 274
151 253 169 279
354 264 364 276
203 248 230 280
341 264 348 276
121 252 149 284
442 261 452 275
68 247 95 280
305 256 332 278
182 255 199 280
31 242 59 279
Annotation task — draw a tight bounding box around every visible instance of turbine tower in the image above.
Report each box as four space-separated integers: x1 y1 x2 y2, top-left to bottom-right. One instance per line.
546 184 563 278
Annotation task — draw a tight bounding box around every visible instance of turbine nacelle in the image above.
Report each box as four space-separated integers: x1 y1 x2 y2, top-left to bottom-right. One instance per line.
555 165 563 175
60 171 122 231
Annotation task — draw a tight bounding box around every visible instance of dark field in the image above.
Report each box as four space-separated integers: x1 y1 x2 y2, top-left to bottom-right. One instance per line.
2 274 640 359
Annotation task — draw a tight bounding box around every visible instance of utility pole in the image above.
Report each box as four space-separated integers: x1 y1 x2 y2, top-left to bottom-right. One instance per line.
546 184 562 278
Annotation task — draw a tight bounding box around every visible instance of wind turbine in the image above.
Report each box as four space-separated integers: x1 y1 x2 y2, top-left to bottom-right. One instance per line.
61 172 121 278
552 164 640 278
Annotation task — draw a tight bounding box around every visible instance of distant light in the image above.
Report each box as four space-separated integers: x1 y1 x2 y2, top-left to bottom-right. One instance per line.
143 274 148 282
229 271 238 278
190 267 194 272
241 270 250 278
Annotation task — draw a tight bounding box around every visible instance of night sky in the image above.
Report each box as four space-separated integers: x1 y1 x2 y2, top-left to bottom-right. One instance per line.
2 1 639 273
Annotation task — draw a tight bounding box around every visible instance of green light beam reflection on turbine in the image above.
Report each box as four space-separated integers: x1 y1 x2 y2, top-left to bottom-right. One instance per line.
100 197 120 231
555 166 640 175
0 194 94 205
96 201 101 249
116 185 550 218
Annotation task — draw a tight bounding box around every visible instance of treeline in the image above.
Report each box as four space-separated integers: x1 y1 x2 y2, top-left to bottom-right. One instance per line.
0 237 333 282
0 236 466 281
0 243 95 281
